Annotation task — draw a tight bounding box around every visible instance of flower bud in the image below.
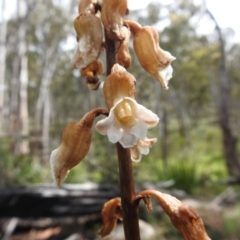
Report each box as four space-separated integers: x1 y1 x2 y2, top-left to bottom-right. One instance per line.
81 59 104 90
101 0 128 40
71 12 103 70
116 26 131 68
103 63 136 109
125 20 176 90
50 108 108 187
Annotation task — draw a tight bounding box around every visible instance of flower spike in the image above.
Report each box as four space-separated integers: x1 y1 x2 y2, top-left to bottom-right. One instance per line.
124 20 176 90
50 108 108 187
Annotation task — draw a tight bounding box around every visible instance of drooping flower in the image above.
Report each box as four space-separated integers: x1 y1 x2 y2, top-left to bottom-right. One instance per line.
50 108 108 187
124 20 176 90
130 137 157 162
101 0 128 40
71 12 103 70
95 97 159 148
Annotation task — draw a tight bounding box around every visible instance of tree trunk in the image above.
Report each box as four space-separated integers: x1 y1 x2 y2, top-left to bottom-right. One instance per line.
8 0 30 155
206 8 240 177
0 0 7 135
34 48 57 160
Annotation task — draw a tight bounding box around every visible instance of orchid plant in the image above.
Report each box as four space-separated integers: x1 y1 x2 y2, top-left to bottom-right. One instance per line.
50 0 211 239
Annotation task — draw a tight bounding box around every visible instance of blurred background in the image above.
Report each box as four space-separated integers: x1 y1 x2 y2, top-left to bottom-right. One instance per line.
0 0 240 239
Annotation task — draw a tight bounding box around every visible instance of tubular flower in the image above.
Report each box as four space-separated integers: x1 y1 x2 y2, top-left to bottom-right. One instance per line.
95 97 159 148
116 26 131 68
103 63 136 109
101 0 128 40
130 137 157 162
50 108 108 187
125 20 176 90
71 12 103 70
80 59 104 90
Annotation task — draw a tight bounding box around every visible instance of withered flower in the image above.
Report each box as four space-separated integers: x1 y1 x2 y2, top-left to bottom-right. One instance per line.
50 108 108 187
116 26 131 68
101 0 128 40
81 59 104 90
95 97 159 148
125 20 176 90
71 12 103 70
130 137 157 162
98 198 122 237
135 190 211 240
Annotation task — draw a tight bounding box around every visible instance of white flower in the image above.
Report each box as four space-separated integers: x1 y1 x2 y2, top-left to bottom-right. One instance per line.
130 137 157 162
95 97 159 148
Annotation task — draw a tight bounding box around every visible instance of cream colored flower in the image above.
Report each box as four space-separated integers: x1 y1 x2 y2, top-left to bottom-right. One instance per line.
130 137 157 162
95 97 159 148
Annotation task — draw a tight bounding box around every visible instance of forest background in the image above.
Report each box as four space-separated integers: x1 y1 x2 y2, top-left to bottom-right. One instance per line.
0 0 240 196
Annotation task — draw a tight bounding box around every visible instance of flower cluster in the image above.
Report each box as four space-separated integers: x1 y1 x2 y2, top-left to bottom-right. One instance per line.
50 0 175 186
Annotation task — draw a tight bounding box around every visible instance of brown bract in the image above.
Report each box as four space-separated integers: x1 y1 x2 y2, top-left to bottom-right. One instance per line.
71 12 103 70
101 0 128 40
81 59 104 90
125 20 176 90
50 108 108 187
98 198 122 237
103 63 136 109
135 190 211 240
116 26 131 68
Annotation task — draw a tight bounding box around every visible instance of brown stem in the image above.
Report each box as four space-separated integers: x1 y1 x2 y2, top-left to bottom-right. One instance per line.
116 143 141 240
105 32 141 240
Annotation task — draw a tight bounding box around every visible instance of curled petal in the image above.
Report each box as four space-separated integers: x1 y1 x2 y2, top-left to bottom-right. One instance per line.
98 198 122 237
134 102 159 128
130 137 157 162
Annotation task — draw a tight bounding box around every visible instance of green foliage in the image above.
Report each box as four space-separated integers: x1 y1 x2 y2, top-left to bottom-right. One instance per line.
0 139 50 186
